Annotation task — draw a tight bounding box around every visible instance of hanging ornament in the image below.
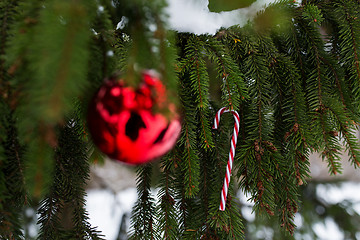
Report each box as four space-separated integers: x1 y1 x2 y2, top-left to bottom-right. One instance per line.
87 71 181 165
213 107 240 211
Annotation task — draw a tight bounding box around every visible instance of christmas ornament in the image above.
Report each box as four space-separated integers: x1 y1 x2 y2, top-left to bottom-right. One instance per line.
213 107 240 211
87 71 181 165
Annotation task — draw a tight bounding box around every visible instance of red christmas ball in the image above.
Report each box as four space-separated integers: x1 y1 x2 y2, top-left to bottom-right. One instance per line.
87 71 181 165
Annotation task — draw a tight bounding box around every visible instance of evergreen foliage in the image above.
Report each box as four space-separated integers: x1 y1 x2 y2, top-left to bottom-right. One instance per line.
37 107 104 240
0 104 26 239
1 0 360 239
243 181 360 239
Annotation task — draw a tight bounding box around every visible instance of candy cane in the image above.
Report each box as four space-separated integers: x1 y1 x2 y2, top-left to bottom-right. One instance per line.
213 107 240 211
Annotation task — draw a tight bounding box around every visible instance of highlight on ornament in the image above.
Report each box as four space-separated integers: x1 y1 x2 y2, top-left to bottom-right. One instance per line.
87 70 181 165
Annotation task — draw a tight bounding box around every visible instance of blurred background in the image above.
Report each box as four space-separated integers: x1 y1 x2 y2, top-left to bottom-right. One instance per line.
85 136 360 240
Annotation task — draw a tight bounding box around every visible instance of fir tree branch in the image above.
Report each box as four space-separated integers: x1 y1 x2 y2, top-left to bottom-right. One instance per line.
327 103 360 168
205 40 234 108
38 107 104 240
296 16 344 174
0 0 20 102
130 165 157 240
326 0 360 105
37 196 64 239
176 173 189 233
181 128 198 197
318 108 342 174
320 56 345 104
0 106 26 239
300 20 325 108
343 3 360 86
181 36 214 149
20 0 94 126
0 1 12 84
178 80 200 197
205 37 247 110
156 153 178 240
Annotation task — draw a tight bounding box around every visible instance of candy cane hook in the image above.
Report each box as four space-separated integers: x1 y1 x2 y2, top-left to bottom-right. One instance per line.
213 107 240 211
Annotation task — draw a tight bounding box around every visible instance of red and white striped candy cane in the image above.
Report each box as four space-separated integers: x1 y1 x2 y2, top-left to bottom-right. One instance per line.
213 107 240 211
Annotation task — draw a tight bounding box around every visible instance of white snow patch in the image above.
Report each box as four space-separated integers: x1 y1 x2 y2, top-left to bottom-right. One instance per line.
165 0 293 35
86 188 137 240
313 218 344 240
316 182 360 204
